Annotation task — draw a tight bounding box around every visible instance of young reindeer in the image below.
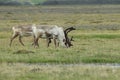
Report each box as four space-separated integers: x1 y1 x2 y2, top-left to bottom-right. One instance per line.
9 24 35 46
32 24 66 48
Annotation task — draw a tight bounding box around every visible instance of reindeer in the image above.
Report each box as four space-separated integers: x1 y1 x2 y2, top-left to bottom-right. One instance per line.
46 27 76 48
32 25 66 48
10 24 75 48
9 24 34 46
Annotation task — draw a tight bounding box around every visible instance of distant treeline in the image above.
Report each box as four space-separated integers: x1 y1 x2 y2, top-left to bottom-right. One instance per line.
41 0 120 5
0 0 120 6
0 0 32 5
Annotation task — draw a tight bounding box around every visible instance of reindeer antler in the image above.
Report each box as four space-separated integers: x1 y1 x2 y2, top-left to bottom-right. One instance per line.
64 27 76 47
64 27 76 34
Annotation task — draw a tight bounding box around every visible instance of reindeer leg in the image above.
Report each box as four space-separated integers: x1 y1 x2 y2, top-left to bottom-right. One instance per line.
34 37 39 48
46 38 50 47
46 37 52 48
53 38 57 48
56 38 59 47
9 33 19 46
32 35 35 46
36 38 39 47
34 38 36 48
19 36 24 46
48 38 52 43
45 32 52 47
57 40 59 47
52 35 58 48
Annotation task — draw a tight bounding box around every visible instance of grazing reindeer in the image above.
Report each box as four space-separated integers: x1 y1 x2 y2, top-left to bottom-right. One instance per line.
10 24 75 48
46 27 76 48
64 27 76 47
9 24 35 46
32 25 66 48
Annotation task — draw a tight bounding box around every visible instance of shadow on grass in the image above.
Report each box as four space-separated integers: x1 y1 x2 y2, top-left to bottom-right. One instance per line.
13 49 35 54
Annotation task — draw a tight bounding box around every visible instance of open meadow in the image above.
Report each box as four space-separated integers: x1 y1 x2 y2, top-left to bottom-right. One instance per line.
0 5 120 80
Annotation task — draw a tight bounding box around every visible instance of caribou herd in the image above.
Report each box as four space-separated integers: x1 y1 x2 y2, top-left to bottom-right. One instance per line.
9 24 75 48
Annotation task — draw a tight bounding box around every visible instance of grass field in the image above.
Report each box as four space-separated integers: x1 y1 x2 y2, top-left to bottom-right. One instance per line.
0 5 120 80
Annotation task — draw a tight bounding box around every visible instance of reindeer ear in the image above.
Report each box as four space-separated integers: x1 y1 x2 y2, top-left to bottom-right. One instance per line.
70 36 74 41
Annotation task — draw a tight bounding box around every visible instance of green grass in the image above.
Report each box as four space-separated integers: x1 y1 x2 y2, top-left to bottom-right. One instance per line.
75 34 120 39
0 5 120 80
0 30 120 64
0 5 120 64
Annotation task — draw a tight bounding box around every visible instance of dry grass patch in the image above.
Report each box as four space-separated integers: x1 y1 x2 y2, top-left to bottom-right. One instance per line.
0 63 120 80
